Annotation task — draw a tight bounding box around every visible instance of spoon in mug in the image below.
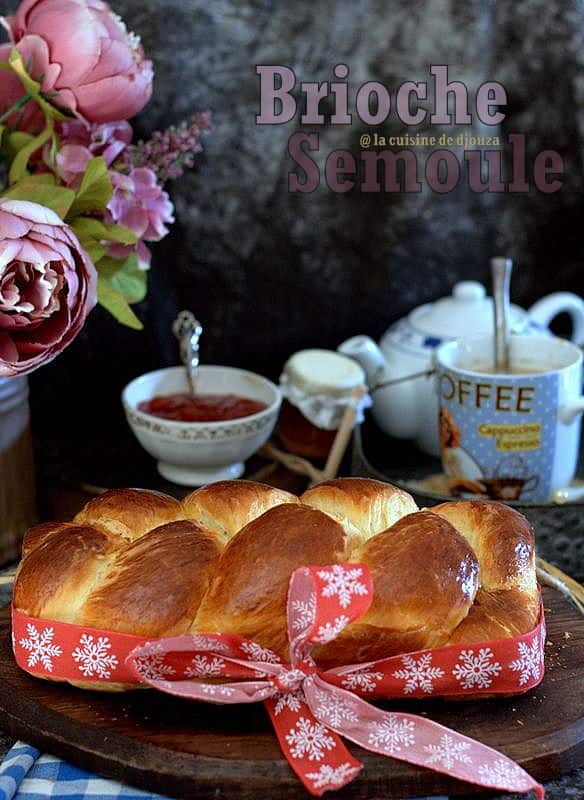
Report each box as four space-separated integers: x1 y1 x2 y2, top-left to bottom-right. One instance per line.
491 257 513 372
172 310 203 396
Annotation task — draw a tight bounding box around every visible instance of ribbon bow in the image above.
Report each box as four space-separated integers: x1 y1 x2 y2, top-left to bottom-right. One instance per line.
126 565 544 798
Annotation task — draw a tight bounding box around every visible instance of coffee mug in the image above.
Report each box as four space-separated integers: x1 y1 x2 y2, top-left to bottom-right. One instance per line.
435 334 584 503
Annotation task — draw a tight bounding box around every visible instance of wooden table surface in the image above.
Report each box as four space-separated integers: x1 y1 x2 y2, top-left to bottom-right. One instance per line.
1 585 584 799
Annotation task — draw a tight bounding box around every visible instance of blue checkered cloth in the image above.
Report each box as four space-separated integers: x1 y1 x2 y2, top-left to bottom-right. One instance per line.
0 743 169 800
0 742 448 800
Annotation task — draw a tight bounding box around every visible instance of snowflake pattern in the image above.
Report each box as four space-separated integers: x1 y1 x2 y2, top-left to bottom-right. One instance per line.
200 684 235 697
313 615 350 644
317 566 368 609
240 641 281 677
452 648 502 689
305 762 360 789
285 717 336 761
509 637 542 686
341 670 383 693
190 635 234 655
240 641 280 663
274 689 304 715
477 759 530 789
368 714 416 754
142 640 165 653
133 653 176 681
185 655 226 678
312 687 359 728
424 734 472 769
19 624 62 672
291 594 317 631
72 634 118 679
393 653 445 694
277 669 305 690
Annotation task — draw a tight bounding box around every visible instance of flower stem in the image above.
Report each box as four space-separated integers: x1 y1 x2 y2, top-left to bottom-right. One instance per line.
0 94 32 126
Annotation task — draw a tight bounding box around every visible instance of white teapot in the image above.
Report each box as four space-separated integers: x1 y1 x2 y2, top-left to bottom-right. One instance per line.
339 281 584 456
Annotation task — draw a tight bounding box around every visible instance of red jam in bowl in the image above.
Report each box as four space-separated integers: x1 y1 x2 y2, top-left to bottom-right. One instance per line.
138 392 268 422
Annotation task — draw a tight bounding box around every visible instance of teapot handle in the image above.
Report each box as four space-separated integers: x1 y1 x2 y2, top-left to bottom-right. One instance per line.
528 292 584 346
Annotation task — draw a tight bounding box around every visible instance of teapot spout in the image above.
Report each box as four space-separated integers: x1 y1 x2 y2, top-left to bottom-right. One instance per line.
338 335 387 386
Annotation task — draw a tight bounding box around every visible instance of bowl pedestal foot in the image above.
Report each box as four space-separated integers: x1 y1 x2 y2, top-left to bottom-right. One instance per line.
157 461 245 486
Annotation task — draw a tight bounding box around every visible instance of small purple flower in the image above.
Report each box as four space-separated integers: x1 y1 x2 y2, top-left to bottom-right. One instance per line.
52 119 133 187
54 144 92 187
107 167 174 241
121 112 212 181
60 119 133 166
107 240 151 270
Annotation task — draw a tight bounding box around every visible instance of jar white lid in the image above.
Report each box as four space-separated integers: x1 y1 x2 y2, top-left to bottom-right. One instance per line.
283 349 365 396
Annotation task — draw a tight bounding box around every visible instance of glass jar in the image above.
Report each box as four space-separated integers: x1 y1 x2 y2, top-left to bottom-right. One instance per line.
0 377 37 564
278 349 369 459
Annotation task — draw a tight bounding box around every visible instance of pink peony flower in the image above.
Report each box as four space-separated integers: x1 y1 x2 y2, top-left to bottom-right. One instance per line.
1 0 153 125
107 167 174 242
0 198 97 376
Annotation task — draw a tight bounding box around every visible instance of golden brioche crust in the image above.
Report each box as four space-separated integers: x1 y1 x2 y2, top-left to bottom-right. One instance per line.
430 500 536 593
182 480 298 543
193 503 349 656
20 521 80 559
14 524 121 622
14 480 539 690
315 511 480 667
446 588 539 645
301 478 418 545
80 520 222 636
430 500 539 645
74 488 183 540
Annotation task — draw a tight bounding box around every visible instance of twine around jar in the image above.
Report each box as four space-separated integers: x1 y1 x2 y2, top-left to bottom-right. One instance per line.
259 385 368 487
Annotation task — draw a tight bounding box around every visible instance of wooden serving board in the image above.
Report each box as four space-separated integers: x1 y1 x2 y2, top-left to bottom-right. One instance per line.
0 587 583 799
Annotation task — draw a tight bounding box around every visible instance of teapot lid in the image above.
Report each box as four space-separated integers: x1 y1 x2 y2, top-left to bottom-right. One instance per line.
409 281 526 337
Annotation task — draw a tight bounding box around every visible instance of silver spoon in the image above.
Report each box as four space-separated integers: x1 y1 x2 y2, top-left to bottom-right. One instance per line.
491 257 513 372
172 311 203 396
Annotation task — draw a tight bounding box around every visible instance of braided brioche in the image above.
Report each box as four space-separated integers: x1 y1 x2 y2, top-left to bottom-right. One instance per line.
14 478 539 689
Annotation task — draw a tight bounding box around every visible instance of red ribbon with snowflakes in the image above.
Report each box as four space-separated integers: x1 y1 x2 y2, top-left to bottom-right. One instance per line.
12 564 545 798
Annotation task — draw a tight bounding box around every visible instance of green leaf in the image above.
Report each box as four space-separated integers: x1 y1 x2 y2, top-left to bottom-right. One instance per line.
76 236 107 263
101 223 137 245
68 157 113 216
97 277 143 330
11 172 56 186
8 48 68 122
2 133 43 172
69 218 111 261
97 253 147 304
8 116 53 184
70 217 136 245
4 179 75 218
70 217 137 266
6 131 35 164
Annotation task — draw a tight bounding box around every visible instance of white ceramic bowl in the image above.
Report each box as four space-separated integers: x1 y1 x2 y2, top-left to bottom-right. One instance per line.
122 366 281 486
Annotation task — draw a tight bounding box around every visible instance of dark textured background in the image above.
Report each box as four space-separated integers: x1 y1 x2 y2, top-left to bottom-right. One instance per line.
2 0 583 487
